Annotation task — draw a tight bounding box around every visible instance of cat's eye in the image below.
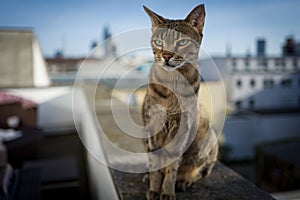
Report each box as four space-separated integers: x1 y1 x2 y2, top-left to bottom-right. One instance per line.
153 40 163 47
177 39 189 46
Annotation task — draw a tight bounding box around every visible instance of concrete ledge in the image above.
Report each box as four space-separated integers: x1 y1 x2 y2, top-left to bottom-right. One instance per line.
111 162 274 200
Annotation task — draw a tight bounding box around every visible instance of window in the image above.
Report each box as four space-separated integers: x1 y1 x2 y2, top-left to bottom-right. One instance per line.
257 58 268 71
245 57 251 71
258 58 267 67
293 58 298 70
264 79 274 89
275 58 280 66
249 99 255 109
282 59 286 69
250 79 255 88
245 60 249 66
232 58 237 70
245 58 249 68
236 79 242 88
281 78 292 88
235 100 241 110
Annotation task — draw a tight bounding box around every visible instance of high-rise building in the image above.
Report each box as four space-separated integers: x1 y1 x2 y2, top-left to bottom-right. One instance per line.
256 39 266 57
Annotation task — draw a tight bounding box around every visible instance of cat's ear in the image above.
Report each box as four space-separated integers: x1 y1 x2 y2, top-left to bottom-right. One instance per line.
185 4 205 34
143 6 166 28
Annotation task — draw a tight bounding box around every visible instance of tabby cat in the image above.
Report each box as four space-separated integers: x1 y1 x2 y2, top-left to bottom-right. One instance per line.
142 4 218 200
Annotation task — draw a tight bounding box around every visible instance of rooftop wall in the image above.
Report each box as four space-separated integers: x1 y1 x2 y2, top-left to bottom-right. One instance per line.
0 29 50 87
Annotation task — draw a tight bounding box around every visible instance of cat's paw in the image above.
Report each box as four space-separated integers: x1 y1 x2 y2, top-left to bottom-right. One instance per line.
176 180 192 192
147 190 160 200
160 193 176 200
143 173 149 184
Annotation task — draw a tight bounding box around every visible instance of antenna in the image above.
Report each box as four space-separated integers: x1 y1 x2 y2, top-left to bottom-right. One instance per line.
226 43 232 57
246 46 251 57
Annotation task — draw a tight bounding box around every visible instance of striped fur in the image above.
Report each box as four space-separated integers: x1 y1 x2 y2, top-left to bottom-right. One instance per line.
142 5 218 200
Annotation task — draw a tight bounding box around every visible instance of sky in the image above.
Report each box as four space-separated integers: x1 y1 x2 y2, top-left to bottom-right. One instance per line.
1 0 300 58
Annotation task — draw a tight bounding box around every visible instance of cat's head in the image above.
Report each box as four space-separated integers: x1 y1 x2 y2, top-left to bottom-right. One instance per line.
144 4 205 71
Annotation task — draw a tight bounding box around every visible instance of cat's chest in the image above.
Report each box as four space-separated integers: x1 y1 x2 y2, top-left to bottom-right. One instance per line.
150 113 182 146
147 86 197 115
148 64 199 100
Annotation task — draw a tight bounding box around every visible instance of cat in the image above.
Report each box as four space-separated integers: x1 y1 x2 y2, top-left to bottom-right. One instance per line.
142 4 219 200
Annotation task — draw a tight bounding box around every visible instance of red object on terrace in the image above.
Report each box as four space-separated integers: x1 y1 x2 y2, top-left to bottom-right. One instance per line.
0 91 36 109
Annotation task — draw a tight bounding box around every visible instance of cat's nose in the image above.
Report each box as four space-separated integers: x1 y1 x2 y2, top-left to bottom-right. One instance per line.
162 52 173 62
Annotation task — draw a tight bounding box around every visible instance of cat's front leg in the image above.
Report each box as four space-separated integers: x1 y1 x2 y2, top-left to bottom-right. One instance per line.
147 153 163 200
147 170 162 200
160 112 193 200
160 159 180 200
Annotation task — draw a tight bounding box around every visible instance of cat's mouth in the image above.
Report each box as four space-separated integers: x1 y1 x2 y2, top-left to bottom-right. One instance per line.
161 60 185 71
165 62 176 67
161 63 177 71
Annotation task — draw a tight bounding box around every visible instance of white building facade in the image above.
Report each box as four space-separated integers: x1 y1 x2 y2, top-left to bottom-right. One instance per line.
203 55 300 113
227 56 300 112
200 51 300 160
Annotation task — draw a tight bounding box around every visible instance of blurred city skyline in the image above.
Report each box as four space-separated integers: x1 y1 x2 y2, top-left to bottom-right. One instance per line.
1 0 300 57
